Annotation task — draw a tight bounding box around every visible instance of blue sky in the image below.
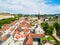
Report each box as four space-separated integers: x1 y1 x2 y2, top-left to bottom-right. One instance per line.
0 0 60 14
46 0 60 5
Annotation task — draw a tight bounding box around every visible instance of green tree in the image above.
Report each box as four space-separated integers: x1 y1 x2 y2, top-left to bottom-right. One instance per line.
53 22 60 36
0 17 17 28
41 22 54 35
46 25 54 35
41 22 48 30
30 22 35 26
56 41 60 45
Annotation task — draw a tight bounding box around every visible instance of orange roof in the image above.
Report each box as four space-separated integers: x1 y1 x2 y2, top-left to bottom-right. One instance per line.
1 35 7 41
20 22 32 29
31 34 45 38
14 30 20 35
20 20 32 28
25 34 45 45
20 20 28 23
14 33 28 39
0 32 2 36
16 26 21 31
14 30 29 39
10 20 17 26
24 29 30 34
15 34 21 39
1 24 10 31
26 35 32 44
10 28 14 32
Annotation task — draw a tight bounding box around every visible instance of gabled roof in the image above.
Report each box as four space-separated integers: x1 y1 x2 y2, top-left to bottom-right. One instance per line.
26 35 32 44
25 33 45 45
1 35 7 41
1 24 10 31
24 29 30 34
10 20 18 26
10 28 14 32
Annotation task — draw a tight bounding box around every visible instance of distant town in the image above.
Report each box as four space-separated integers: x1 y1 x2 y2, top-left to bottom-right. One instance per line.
0 13 60 45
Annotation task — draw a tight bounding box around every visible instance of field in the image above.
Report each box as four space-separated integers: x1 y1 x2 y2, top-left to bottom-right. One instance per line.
0 15 14 20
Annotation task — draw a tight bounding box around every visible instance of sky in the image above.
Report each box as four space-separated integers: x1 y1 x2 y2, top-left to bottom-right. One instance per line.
0 0 60 14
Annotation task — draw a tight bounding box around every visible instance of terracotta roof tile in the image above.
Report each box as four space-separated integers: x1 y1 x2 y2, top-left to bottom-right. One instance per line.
1 24 10 31
1 35 7 41
15 34 21 39
14 30 20 35
10 21 17 26
31 34 45 38
26 35 32 44
24 29 30 34
25 34 45 45
0 32 2 36
10 28 14 32
20 21 32 29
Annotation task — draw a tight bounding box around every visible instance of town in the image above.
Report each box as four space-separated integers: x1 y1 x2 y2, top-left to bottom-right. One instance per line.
0 13 60 45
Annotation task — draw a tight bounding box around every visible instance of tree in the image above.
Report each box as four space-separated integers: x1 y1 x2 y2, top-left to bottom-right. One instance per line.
41 22 48 30
53 16 58 20
53 22 60 36
30 22 35 26
56 41 60 45
0 17 17 28
41 22 54 35
46 25 54 35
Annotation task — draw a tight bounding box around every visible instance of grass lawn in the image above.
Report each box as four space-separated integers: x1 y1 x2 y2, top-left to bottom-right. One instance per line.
47 36 55 41
41 35 55 42
41 37 47 41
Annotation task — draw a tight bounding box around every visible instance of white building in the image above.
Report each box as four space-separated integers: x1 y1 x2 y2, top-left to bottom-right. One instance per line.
35 25 44 34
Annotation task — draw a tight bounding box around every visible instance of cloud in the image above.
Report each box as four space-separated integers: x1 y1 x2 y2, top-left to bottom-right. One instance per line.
0 0 60 14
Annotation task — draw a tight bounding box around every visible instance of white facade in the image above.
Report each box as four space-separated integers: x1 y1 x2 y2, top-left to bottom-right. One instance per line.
35 25 44 34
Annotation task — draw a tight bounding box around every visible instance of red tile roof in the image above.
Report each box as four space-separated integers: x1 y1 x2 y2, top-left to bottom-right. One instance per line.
20 20 32 28
10 20 17 26
15 34 21 39
16 26 21 31
1 24 10 31
24 29 30 34
1 35 7 41
26 35 32 44
31 34 45 38
10 28 14 32
0 32 2 36
14 30 20 35
20 22 32 29
14 29 30 40
25 34 45 45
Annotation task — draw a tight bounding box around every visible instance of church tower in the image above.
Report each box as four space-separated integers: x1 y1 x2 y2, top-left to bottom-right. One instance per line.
38 12 40 20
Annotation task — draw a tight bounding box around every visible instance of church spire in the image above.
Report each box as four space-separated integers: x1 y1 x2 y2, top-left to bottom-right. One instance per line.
38 12 40 19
